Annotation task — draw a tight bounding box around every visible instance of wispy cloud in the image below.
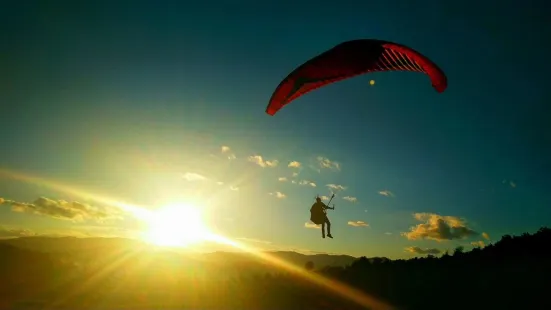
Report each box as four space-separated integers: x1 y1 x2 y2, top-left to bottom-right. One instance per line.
348 220 369 227
248 155 279 168
378 190 394 197
292 172 299 177
221 145 236 160
304 222 320 229
317 156 341 171
401 213 478 242
230 186 239 191
298 180 317 187
327 184 346 192
482 232 490 240
502 179 517 188
278 177 288 182
343 196 357 203
288 161 301 168
182 172 208 181
319 195 330 201
404 246 441 255
1 197 122 223
269 192 287 199
384 232 393 235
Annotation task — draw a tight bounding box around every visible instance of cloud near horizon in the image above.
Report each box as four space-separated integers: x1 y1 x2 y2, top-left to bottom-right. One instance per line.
236 237 273 245
471 240 486 248
278 177 288 182
404 246 441 255
0 224 141 239
248 155 279 168
348 221 369 227
401 213 478 242
0 225 36 239
1 197 123 223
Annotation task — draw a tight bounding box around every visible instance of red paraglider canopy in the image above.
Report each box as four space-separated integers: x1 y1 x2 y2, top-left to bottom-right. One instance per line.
266 39 447 116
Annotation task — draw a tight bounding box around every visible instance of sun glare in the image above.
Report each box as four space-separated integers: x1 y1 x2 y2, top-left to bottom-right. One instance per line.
145 202 210 247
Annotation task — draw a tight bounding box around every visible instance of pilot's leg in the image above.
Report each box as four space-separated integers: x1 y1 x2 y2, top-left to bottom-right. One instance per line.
326 218 333 238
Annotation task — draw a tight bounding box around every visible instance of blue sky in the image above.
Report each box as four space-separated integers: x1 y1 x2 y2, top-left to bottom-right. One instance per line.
1 0 550 258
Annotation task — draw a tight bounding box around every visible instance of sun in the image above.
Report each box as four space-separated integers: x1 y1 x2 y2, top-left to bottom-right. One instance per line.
144 202 211 247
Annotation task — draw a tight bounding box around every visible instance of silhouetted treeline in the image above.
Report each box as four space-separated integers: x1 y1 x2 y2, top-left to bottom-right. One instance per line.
0 228 550 309
315 227 551 309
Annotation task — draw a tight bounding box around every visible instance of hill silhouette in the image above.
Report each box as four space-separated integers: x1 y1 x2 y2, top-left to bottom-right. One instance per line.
0 236 357 271
0 228 549 309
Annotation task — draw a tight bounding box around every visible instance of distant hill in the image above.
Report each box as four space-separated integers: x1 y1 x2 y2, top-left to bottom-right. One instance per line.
0 236 357 269
1 228 549 309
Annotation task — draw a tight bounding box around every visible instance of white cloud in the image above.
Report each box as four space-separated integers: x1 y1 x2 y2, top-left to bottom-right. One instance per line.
1 197 122 223
269 192 287 199
230 186 239 191
288 161 301 168
298 180 317 187
292 172 299 177
343 196 357 203
182 172 208 181
317 156 341 171
327 184 346 192
348 221 369 227
221 145 236 160
319 195 330 201
304 222 320 229
378 190 394 197
278 177 288 182
248 155 279 168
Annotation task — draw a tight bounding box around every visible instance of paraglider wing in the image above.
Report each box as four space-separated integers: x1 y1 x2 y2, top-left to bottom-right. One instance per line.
266 39 447 116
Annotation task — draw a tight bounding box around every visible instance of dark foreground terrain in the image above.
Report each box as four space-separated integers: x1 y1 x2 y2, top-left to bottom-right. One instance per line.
1 228 549 310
